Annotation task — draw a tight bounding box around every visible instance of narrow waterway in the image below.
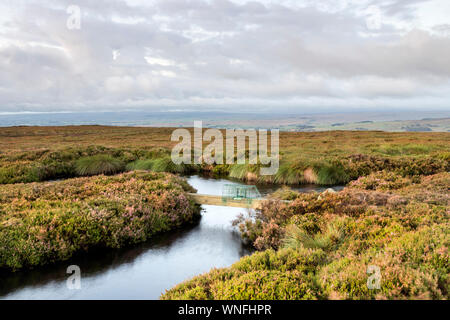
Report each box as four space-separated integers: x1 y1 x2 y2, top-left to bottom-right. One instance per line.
0 175 341 300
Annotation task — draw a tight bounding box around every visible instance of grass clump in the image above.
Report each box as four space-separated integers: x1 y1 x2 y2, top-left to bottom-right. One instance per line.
274 164 303 184
75 155 125 176
229 164 250 180
126 159 157 171
127 157 193 174
1 128 448 186
315 161 350 185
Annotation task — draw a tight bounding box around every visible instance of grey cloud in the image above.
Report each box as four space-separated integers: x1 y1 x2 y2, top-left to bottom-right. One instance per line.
372 0 432 18
0 0 449 112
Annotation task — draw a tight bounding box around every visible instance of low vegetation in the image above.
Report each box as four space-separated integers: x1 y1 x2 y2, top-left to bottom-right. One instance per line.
0 127 448 186
163 171 449 299
0 171 201 271
0 126 448 299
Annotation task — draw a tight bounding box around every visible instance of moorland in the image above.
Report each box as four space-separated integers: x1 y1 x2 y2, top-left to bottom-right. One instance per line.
0 126 448 299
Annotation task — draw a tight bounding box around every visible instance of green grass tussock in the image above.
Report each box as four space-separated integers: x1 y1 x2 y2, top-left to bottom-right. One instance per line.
315 161 350 185
282 220 346 252
126 159 157 171
228 164 250 180
127 157 195 174
274 164 303 184
75 155 125 176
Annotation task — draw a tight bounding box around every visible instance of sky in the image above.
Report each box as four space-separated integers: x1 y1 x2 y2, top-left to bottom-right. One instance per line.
0 0 450 113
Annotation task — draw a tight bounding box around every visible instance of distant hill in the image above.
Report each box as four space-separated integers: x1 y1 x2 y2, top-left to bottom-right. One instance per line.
0 111 449 132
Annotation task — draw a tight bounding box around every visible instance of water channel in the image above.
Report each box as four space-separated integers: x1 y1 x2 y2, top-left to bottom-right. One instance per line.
0 175 342 299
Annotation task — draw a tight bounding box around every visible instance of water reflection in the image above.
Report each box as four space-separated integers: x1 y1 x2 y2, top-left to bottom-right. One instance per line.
189 173 345 196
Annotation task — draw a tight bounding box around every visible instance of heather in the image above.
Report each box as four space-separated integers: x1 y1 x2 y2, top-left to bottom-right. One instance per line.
0 171 201 271
162 172 449 300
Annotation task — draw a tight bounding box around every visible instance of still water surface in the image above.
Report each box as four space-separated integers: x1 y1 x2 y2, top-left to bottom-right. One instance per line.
0 175 339 300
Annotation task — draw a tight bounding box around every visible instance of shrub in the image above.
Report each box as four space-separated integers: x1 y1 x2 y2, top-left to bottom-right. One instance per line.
211 164 231 176
0 165 37 184
31 162 76 181
349 171 411 191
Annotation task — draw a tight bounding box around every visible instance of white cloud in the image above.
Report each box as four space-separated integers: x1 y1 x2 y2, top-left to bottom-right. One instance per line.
145 57 176 66
0 0 449 112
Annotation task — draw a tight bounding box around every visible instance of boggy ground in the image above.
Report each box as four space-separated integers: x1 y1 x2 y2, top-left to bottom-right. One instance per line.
162 171 449 300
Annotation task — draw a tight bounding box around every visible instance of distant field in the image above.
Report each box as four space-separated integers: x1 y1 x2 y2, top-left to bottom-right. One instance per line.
0 126 176 154
316 118 450 132
1 125 449 154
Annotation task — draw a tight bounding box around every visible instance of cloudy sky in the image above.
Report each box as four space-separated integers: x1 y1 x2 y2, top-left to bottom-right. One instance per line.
0 0 450 113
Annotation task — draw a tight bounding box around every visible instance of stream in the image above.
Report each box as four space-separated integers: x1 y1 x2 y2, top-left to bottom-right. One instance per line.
0 175 342 300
